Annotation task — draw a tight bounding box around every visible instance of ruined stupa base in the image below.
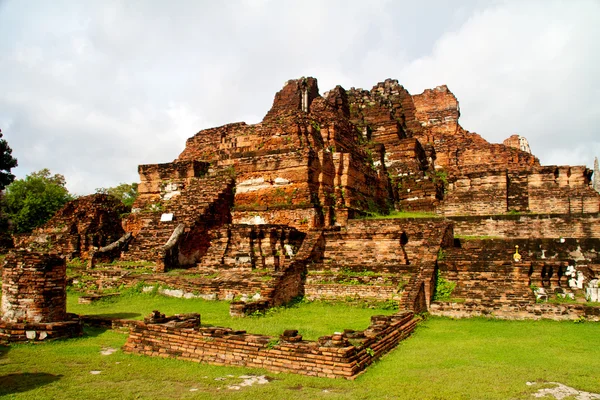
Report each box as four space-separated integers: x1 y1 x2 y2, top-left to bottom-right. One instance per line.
0 250 84 344
0 314 83 344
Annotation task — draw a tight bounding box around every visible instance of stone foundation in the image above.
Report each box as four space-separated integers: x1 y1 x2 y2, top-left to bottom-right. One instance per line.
0 317 83 344
430 302 600 321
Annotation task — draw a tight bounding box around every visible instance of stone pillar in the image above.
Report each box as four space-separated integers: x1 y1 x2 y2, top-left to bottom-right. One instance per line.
593 157 600 194
1 250 67 324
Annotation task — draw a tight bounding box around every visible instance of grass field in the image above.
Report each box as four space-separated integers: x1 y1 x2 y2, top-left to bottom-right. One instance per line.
66 289 398 341
1 291 599 399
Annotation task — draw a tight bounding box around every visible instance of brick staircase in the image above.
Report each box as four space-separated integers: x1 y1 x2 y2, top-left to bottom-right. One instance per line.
122 171 234 263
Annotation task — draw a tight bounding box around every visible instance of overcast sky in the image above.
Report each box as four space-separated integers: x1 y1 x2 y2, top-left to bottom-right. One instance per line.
1 0 599 195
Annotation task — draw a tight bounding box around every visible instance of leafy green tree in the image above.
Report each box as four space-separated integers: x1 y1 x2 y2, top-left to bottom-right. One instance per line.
95 182 138 208
3 168 74 233
0 129 18 190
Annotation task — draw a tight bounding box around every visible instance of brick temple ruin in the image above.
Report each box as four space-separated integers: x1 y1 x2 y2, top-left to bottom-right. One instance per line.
4 76 599 376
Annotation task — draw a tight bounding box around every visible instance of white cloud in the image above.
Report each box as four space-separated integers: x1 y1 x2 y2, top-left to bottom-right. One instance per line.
399 0 600 166
0 0 598 195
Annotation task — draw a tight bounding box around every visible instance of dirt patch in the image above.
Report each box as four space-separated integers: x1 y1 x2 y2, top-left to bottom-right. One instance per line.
527 381 600 399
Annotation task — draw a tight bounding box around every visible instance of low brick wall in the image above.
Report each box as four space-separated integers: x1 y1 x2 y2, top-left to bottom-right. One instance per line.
430 301 600 321
122 310 417 379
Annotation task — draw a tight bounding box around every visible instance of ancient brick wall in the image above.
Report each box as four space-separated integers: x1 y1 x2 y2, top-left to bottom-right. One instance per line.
122 310 417 379
434 238 600 318
232 207 317 231
197 224 305 271
441 166 600 216
449 214 600 239
527 166 599 214
441 170 509 215
438 259 534 305
121 273 268 302
451 238 600 264
304 283 398 301
338 219 453 264
1 251 67 324
304 220 453 308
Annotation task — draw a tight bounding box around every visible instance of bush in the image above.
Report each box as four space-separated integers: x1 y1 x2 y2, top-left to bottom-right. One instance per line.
434 273 456 301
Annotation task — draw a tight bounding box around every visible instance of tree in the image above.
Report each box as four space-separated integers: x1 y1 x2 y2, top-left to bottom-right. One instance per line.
0 129 18 190
95 182 138 208
3 168 74 233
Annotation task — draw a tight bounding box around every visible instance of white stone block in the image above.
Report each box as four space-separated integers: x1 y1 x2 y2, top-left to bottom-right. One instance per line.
160 213 174 222
284 244 295 257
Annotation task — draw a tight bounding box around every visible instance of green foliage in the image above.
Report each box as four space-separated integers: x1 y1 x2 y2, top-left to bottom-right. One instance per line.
309 120 321 132
437 248 446 261
67 257 85 268
340 267 377 277
2 168 73 233
95 260 155 268
0 130 18 190
434 273 456 301
96 182 138 208
360 210 439 219
455 235 502 240
224 165 236 178
365 347 375 357
377 299 399 310
146 202 163 213
431 170 448 185
548 294 578 304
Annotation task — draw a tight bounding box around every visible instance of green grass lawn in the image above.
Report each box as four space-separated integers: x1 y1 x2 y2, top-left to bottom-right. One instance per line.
1 293 599 399
360 210 440 219
66 290 397 340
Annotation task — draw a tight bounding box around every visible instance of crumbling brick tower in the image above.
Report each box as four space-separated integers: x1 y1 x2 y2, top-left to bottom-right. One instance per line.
1 251 67 323
0 250 82 343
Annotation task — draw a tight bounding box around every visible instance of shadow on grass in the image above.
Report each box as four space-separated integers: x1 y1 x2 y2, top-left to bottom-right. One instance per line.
80 312 141 338
0 372 62 395
84 312 141 319
0 345 9 359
